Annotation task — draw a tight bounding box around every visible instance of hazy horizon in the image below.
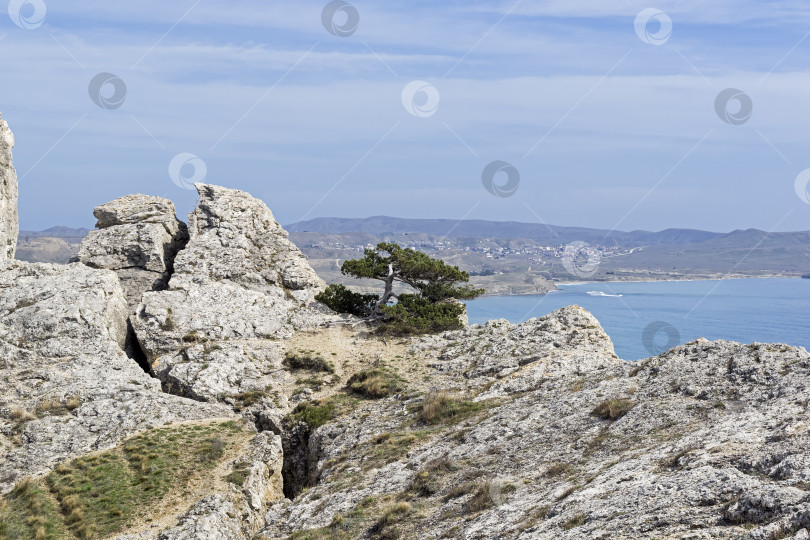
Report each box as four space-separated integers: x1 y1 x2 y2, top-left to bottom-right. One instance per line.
2 1 810 233
18 212 810 237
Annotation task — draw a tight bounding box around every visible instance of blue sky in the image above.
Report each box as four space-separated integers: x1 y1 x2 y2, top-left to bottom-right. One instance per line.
1 0 809 232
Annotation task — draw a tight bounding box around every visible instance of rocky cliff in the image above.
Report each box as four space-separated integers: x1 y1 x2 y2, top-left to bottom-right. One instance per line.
1 117 809 539
0 113 18 260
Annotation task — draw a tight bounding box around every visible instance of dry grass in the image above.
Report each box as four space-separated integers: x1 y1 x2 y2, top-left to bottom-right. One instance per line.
591 399 635 421
562 513 587 530
416 392 488 425
9 408 36 422
544 462 576 478
346 369 405 399
284 351 335 374
1 420 248 540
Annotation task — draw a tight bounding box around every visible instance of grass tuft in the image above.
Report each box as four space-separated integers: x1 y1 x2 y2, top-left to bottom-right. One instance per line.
284 352 335 374
346 369 404 399
591 399 635 421
416 392 488 425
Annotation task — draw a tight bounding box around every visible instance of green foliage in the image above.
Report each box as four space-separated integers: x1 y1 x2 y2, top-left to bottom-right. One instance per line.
290 401 337 429
379 295 466 336
341 242 482 301
314 284 378 318
323 242 484 335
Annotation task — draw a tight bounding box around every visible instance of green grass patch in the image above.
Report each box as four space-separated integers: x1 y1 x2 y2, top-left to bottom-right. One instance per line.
1 421 247 540
225 468 250 488
0 478 68 540
288 394 361 430
231 390 269 412
290 401 337 429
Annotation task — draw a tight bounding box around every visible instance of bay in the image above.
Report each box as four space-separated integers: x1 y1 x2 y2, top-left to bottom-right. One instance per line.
465 278 810 361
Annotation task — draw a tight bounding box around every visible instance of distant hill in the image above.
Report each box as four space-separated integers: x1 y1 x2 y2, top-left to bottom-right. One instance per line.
19 227 91 240
286 216 805 248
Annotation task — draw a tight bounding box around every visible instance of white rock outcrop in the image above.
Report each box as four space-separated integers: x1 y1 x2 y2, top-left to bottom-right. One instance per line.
0 259 233 492
0 113 18 260
78 194 189 309
132 183 331 403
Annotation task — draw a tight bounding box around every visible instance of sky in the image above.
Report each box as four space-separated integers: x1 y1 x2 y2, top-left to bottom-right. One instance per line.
1 0 810 232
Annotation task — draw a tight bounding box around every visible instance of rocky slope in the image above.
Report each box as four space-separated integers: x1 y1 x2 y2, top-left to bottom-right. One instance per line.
1 116 809 539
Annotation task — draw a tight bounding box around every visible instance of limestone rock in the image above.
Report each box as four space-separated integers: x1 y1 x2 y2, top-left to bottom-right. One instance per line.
158 495 246 540
0 113 18 260
261 315 810 539
132 184 333 401
0 260 233 492
78 194 189 309
93 194 184 229
411 305 621 398
155 341 288 405
175 183 324 295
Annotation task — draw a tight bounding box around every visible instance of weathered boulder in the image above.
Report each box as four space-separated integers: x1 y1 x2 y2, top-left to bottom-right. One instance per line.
157 495 245 540
411 305 621 398
0 260 233 492
78 194 189 309
176 183 324 295
132 184 332 403
0 113 18 260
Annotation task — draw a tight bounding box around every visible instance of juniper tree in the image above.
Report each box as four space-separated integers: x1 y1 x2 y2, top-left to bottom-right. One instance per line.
315 242 484 334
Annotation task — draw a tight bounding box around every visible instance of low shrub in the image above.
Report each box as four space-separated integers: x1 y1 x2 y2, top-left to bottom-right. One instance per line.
290 401 337 429
379 295 466 336
315 285 378 318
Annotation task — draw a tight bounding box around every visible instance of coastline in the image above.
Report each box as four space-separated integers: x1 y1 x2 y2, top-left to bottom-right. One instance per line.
484 273 802 297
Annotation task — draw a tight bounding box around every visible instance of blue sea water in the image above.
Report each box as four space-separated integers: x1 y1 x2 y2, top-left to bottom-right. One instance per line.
465 278 810 361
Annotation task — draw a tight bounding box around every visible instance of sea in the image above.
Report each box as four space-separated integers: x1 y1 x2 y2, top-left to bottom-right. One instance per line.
465 278 810 361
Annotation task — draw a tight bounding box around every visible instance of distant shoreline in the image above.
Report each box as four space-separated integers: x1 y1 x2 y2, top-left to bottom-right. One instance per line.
482 273 802 297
